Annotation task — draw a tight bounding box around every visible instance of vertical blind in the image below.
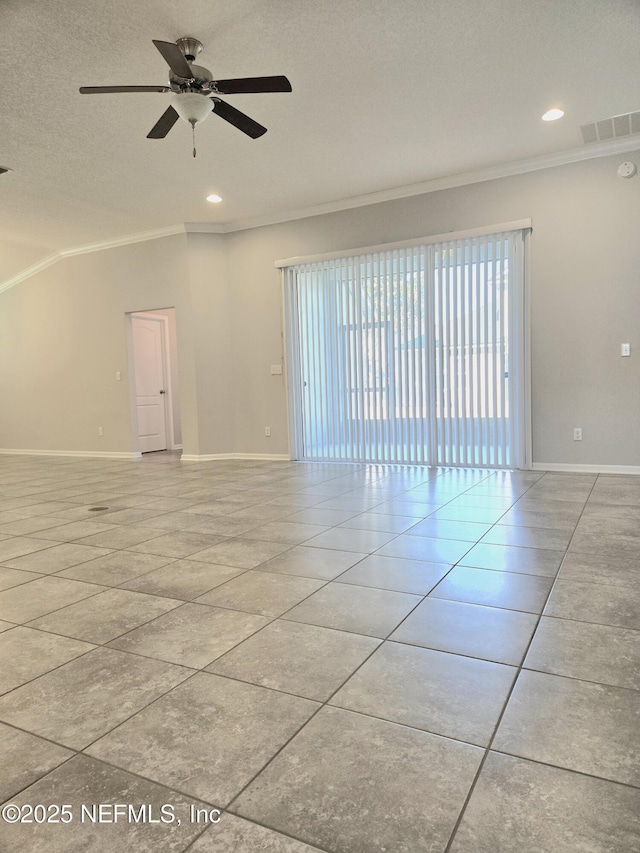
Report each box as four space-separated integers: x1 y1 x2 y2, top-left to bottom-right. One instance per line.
282 227 526 468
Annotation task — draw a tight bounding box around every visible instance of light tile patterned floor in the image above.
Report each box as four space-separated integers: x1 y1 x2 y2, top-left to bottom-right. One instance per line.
0 453 638 852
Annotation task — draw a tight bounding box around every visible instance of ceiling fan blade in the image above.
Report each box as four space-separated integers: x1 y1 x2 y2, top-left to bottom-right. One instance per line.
79 85 170 94
152 40 193 79
147 105 180 139
213 75 292 94
211 99 267 138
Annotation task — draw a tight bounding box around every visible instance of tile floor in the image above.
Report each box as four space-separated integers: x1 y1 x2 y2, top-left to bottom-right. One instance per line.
0 453 638 852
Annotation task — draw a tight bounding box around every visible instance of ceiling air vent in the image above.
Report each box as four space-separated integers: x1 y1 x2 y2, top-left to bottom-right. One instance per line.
581 110 640 144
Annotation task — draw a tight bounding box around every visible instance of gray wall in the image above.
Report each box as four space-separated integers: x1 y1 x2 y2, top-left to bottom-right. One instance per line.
185 232 235 456
0 237 53 284
0 233 199 454
1 149 638 466
225 151 640 466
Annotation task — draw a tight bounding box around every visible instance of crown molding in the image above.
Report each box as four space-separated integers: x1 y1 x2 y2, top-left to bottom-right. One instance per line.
2 136 639 293
0 225 188 294
221 137 640 233
60 224 186 258
184 222 227 234
0 252 61 294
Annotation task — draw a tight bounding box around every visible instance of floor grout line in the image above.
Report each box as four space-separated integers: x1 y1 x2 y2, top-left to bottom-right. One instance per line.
442 469 602 852
0 459 638 851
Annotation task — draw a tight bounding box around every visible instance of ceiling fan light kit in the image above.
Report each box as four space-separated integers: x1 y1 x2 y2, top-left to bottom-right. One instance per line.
79 36 292 155
173 93 214 125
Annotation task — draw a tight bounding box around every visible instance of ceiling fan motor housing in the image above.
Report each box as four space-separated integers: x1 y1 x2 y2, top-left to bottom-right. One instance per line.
167 37 212 92
169 63 214 93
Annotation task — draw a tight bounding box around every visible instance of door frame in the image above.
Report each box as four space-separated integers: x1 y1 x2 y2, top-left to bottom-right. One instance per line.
126 311 178 453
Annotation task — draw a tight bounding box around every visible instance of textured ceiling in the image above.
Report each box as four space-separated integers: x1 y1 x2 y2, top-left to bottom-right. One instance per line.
1 0 640 271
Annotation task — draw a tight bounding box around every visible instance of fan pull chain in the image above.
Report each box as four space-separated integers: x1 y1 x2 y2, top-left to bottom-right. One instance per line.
191 120 197 158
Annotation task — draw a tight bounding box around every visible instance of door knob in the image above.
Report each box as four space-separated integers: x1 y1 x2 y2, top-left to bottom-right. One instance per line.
159 389 166 394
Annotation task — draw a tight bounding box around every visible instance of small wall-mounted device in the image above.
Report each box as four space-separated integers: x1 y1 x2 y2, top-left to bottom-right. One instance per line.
617 161 637 179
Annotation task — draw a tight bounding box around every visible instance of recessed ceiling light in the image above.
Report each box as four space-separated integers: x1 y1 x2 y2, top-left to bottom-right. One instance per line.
542 108 564 122
206 194 223 203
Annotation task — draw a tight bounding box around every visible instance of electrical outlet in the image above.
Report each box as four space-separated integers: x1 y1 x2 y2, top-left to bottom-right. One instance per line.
264 426 271 437
573 428 582 441
621 343 631 357
116 371 121 380
98 427 104 436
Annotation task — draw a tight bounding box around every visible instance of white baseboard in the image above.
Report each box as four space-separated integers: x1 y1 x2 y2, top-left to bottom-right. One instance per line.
3 449 634 473
236 453 291 461
181 453 291 463
532 462 640 475
0 448 143 460
180 453 234 462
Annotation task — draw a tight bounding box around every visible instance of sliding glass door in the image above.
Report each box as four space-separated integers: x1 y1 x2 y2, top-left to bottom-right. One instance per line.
282 227 527 468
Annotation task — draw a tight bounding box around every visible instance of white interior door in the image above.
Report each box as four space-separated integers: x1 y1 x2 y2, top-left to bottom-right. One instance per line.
131 315 167 453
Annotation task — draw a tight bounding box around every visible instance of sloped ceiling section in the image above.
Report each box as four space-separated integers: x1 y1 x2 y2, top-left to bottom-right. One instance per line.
1 0 640 282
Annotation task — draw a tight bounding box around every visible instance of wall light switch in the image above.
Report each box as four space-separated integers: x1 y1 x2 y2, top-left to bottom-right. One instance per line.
270 364 283 375
621 343 631 357
116 371 121 380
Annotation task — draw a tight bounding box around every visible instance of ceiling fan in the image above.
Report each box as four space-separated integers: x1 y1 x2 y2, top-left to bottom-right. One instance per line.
79 37 292 154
